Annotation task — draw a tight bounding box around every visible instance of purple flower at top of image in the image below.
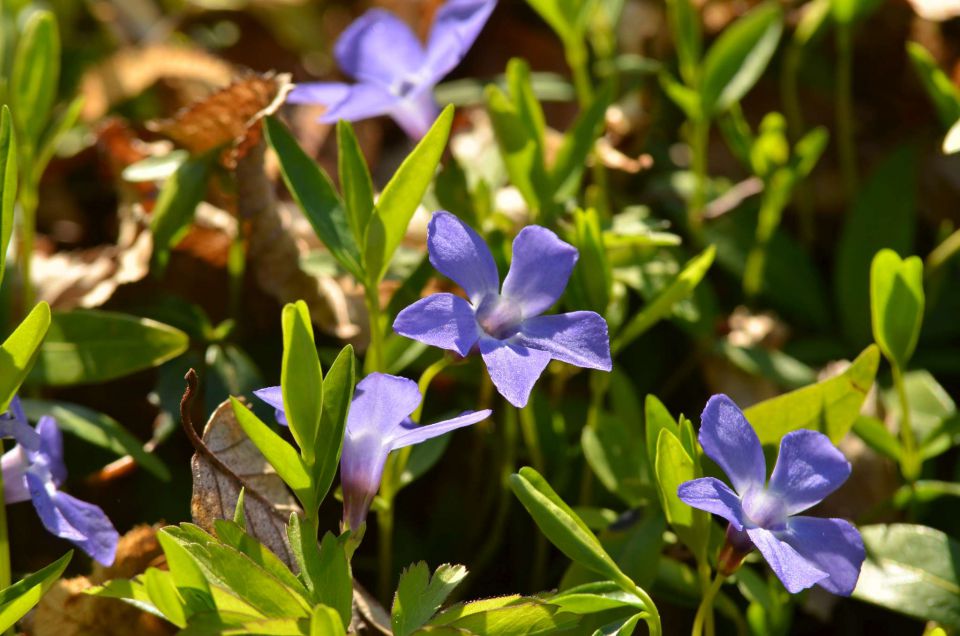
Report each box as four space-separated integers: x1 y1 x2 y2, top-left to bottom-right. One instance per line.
677 394 865 595
392 211 612 408
288 0 497 138
255 373 491 531
0 398 119 566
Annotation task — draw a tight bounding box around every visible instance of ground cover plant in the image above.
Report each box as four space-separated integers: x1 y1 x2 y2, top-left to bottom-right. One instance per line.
0 0 958 634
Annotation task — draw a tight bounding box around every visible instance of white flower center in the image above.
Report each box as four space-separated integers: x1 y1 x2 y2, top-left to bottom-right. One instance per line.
476 295 522 340
741 489 788 529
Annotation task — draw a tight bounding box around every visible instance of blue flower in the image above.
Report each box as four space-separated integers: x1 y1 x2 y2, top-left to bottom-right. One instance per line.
1 398 119 565
677 395 865 595
288 0 496 138
392 211 612 408
255 373 490 530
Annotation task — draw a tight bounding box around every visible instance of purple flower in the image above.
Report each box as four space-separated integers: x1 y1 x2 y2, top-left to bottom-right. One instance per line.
0 400 119 566
677 395 865 595
288 0 496 138
393 211 612 408
255 373 490 530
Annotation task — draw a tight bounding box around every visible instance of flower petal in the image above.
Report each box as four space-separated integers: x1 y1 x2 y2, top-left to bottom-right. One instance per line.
427 211 499 303
317 83 400 124
334 9 426 85
0 397 40 451
1 447 30 503
423 0 497 81
698 395 766 495
517 311 612 371
347 373 422 441
36 416 66 486
747 527 829 594
389 91 442 139
779 516 865 596
341 432 390 531
501 226 578 318
767 429 851 516
287 82 351 106
479 337 551 408
253 386 288 426
677 477 747 530
389 410 491 450
393 293 480 357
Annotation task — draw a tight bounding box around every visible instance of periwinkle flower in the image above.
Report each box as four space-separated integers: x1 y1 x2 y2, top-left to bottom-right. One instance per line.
256 373 490 531
1 399 119 565
392 211 612 408
288 0 496 138
677 395 865 595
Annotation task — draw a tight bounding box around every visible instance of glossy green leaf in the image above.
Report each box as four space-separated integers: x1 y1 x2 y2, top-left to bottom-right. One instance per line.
0 107 17 286
0 551 71 632
156 530 215 615
314 345 354 506
313 532 352 628
392 562 467 636
229 398 313 507
364 106 453 283
10 10 59 144
870 249 924 368
311 605 347 636
700 3 783 115
853 524 960 628
654 430 708 561
436 598 578 634
567 208 612 314
213 520 307 596
285 513 321 600
281 301 323 464
143 567 188 628
21 399 170 480
510 467 632 590
264 116 363 280
852 415 902 462
744 345 879 445
336 121 375 245
835 146 917 347
30 309 188 386
0 302 50 411
613 246 715 353
150 154 213 273
644 395 679 476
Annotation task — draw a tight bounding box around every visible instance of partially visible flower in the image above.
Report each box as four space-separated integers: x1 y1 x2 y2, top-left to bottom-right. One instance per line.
392 211 612 408
255 373 490 530
288 0 496 138
1 400 119 565
253 386 286 426
677 395 865 595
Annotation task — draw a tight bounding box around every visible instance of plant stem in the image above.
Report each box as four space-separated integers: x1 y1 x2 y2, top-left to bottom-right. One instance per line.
411 356 452 423
692 573 725 636
891 364 920 484
18 173 37 317
363 283 385 374
689 118 710 236
835 23 858 200
0 449 9 592
376 503 393 603
517 404 544 475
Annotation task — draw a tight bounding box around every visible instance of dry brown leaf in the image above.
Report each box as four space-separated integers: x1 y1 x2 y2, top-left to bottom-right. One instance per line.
150 72 293 169
79 45 235 122
190 398 300 569
30 525 172 636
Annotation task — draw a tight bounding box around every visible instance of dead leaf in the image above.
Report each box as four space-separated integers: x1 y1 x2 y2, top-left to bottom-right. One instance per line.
150 72 293 169
190 398 300 569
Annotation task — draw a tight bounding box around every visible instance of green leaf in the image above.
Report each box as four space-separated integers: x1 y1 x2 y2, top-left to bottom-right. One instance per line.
433 597 578 634
10 10 59 144
582 411 647 506
285 514 322 599
313 345 355 506
0 106 17 286
281 301 323 465
364 106 453 283
853 524 960 628
336 121 375 244
392 562 468 636
870 249 924 368
654 430 708 561
743 345 879 445
551 86 612 201
264 116 364 280
0 551 71 633
664 0 703 84
644 395 679 476
700 3 783 115
30 309 188 386
567 208 611 314
526 0 589 44
561 513 665 592
143 568 188 628
313 532 352 629
852 415 902 461
157 530 215 614
229 398 313 508
613 246 715 353
509 467 633 591
659 71 702 120
311 605 347 636
835 146 917 347
0 302 50 411
892 480 960 507
150 154 213 273
213 520 307 596
832 0 884 25
35 94 85 178
21 399 170 480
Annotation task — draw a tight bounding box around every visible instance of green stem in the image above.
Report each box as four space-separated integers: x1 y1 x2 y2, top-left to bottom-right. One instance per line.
18 173 37 317
411 356 452 423
376 503 394 603
926 225 960 278
363 283 385 374
692 573 725 636
835 24 858 200
892 364 920 484
0 450 9 592
689 118 710 236
517 404 544 475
